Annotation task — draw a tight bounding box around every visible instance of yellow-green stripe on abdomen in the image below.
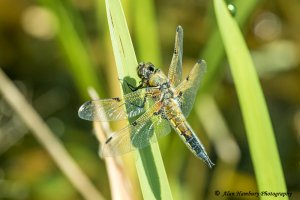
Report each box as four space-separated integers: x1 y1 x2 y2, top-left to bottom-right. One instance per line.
167 110 215 168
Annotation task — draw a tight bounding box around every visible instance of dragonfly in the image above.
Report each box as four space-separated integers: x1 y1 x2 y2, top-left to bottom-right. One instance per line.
78 26 214 168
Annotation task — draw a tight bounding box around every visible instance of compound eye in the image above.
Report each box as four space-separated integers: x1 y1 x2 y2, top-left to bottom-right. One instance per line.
148 65 154 72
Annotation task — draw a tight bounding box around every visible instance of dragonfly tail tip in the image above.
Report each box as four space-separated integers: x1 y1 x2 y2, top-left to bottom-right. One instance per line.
206 157 215 168
197 59 206 64
176 25 183 32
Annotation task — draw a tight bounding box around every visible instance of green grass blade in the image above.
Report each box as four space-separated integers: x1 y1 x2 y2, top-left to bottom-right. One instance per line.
213 0 287 197
201 0 260 93
133 0 162 64
105 0 173 199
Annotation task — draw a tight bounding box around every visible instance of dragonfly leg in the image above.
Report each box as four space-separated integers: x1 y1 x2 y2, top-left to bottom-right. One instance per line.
123 80 142 92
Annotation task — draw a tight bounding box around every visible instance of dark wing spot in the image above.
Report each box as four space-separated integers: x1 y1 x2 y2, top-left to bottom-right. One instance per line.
105 136 113 144
178 91 183 97
112 97 121 102
154 109 162 116
186 75 190 81
132 121 138 126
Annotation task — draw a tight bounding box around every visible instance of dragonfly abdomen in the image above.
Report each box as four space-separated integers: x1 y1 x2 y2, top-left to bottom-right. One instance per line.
164 102 214 168
184 129 215 168
177 121 214 168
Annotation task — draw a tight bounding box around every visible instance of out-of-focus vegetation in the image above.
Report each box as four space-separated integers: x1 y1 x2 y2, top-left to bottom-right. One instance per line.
0 0 299 200
214 0 287 198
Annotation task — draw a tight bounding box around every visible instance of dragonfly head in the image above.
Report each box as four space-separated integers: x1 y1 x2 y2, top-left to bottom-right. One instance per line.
137 62 157 80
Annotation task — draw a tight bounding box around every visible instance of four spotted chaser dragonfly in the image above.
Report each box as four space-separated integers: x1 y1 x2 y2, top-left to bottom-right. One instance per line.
78 26 214 168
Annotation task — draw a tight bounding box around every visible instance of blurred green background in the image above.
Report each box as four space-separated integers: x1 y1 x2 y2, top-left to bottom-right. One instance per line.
0 0 299 199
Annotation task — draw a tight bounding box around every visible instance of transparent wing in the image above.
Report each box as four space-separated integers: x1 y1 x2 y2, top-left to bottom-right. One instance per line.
168 26 183 87
175 59 206 117
101 101 171 157
78 87 160 121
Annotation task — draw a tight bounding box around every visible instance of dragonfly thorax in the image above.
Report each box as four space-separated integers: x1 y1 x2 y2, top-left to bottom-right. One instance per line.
159 82 174 99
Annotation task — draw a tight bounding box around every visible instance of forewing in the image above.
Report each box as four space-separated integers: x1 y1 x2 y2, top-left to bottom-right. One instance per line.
101 102 171 157
175 60 207 117
168 26 183 87
78 88 160 121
